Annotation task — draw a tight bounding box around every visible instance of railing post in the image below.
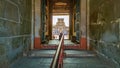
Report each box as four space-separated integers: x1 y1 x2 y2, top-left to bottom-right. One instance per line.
58 35 64 68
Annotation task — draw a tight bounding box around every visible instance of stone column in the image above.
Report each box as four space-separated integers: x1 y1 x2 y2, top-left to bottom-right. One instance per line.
80 0 87 50
31 0 35 50
87 0 90 50
34 0 42 49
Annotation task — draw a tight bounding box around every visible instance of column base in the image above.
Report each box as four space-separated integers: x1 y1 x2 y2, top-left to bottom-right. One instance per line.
80 37 87 50
34 37 42 49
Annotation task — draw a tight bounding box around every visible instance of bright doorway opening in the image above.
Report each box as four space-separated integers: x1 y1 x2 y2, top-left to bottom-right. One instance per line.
52 15 69 39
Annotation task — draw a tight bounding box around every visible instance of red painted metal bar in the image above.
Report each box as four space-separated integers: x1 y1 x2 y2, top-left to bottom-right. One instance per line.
50 35 64 68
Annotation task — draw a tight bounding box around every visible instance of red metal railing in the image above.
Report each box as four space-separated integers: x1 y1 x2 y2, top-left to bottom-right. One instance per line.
50 35 64 68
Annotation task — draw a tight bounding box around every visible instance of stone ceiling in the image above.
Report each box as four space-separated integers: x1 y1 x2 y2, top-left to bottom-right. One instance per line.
49 0 74 14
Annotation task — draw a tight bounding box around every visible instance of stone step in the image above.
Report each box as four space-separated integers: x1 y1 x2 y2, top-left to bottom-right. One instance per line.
28 53 96 58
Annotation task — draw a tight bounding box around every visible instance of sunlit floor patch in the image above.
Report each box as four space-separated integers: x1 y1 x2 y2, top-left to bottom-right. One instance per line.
48 40 74 45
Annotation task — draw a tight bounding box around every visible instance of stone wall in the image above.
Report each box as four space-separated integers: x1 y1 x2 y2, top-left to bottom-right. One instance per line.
90 0 120 67
0 0 32 68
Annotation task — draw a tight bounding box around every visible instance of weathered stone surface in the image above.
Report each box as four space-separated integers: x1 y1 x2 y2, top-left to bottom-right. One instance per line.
0 0 5 17
0 0 32 67
0 45 5 55
0 60 9 68
90 0 120 67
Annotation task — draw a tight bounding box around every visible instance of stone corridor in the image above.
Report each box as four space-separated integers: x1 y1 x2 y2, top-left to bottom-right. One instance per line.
0 0 120 68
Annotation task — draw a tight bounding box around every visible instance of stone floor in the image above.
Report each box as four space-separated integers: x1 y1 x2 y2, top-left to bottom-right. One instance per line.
48 40 75 45
63 57 114 68
10 50 115 68
10 57 52 68
29 50 95 57
10 40 115 68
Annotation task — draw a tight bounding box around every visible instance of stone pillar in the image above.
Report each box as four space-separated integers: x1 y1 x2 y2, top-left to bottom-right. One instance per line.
31 0 35 50
49 2 53 40
75 0 80 41
34 0 42 49
87 0 90 50
80 0 87 50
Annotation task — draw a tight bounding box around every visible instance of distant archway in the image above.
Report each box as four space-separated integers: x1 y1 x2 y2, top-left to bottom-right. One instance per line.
52 15 69 39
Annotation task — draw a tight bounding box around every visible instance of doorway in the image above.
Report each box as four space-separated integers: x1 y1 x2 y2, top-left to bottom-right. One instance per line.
52 15 69 39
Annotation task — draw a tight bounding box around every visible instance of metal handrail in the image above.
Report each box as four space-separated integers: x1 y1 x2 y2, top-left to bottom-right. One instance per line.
50 35 64 68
